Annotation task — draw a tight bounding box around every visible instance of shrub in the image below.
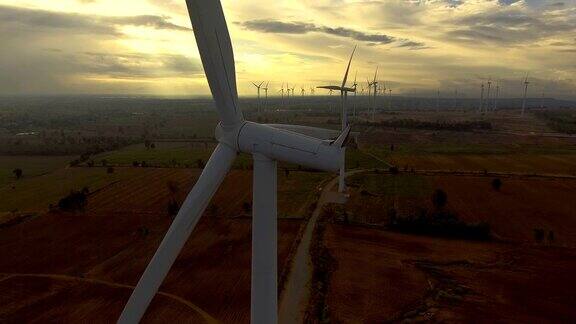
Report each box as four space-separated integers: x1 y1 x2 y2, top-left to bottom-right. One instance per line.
167 199 179 217
432 189 448 209
12 168 23 179
58 190 88 211
491 178 502 191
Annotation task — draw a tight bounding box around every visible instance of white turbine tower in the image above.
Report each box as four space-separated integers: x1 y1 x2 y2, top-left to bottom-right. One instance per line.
317 46 357 193
118 1 349 323
521 74 530 117
252 81 264 115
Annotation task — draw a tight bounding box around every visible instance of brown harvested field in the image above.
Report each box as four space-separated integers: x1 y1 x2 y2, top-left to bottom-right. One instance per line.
0 167 327 322
0 211 302 323
432 175 576 246
324 224 576 323
0 274 213 323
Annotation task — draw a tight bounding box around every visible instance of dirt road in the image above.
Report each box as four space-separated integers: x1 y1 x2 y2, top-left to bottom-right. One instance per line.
278 170 366 324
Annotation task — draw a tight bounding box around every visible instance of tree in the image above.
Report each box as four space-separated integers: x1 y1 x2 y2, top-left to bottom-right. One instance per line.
101 159 108 167
432 189 448 210
107 166 114 174
533 228 545 243
132 160 139 167
284 167 290 178
196 159 205 169
12 168 23 180
166 180 179 195
167 199 179 217
58 190 88 211
491 178 502 191
242 201 252 214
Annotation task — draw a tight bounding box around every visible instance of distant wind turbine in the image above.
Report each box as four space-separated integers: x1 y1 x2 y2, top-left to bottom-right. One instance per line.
521 74 530 117
252 81 264 115
263 81 269 112
317 45 357 193
493 81 500 112
479 83 485 113
352 71 358 118
279 83 285 108
486 79 492 113
371 67 378 120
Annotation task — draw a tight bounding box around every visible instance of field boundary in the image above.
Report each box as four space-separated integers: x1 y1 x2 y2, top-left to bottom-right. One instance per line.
0 272 218 323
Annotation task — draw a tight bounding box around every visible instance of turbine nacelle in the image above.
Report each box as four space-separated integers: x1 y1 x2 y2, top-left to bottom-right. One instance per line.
214 121 346 172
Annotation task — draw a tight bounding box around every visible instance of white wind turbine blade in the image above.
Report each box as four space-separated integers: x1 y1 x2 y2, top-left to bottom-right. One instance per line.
187 0 242 127
341 45 356 88
118 144 236 323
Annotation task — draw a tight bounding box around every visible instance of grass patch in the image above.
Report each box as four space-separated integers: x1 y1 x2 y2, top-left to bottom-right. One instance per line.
0 168 134 212
0 155 74 186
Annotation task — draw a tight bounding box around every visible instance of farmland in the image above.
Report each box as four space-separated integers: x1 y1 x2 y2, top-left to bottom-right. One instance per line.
323 224 576 323
0 155 74 186
2 96 576 322
0 164 329 322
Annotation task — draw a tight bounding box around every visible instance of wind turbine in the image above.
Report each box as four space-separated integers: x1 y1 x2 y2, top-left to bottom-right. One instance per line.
371 67 378 120
479 83 485 113
278 83 285 109
317 46 357 193
521 74 530 117
301 87 305 96
436 89 440 112
388 88 392 110
263 81 269 112
252 81 264 115
290 85 295 98
493 81 500 112
118 1 349 323
309 86 315 95
352 71 358 118
486 79 492 113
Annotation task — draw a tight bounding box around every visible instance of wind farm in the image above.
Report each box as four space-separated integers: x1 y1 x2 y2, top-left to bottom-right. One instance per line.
0 0 576 323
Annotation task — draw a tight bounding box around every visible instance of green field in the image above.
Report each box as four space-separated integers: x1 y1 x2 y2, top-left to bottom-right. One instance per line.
0 155 74 187
0 167 134 213
91 142 256 169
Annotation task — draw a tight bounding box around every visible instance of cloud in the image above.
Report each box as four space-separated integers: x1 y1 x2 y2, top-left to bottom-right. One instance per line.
0 5 198 95
76 52 202 78
0 4 190 37
441 4 576 46
237 19 429 49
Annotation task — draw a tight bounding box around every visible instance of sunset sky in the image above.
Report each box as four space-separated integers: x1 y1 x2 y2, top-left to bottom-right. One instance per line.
0 0 575 99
